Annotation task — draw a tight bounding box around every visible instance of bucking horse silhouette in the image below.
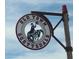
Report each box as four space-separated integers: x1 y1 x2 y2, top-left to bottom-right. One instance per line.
27 23 44 43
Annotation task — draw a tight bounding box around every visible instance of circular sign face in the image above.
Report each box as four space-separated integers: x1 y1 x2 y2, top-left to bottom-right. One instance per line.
16 14 52 50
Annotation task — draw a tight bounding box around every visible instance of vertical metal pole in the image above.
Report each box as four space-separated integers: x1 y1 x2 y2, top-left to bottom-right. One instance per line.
62 5 73 59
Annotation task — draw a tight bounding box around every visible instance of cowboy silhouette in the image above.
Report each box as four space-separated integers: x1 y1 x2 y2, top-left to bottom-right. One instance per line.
29 23 36 33
27 22 44 42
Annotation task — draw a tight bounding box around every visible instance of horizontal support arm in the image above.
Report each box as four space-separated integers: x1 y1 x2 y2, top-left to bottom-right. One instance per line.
31 11 62 16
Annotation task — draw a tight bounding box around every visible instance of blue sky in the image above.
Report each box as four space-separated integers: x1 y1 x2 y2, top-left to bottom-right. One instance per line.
5 0 73 59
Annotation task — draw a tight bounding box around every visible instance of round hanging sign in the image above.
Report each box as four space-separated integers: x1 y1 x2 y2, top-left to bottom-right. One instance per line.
16 14 52 50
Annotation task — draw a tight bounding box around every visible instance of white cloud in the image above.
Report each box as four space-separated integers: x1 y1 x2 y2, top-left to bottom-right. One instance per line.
6 0 54 5
54 0 72 4
6 0 72 5
5 23 16 40
11 51 66 59
21 0 55 4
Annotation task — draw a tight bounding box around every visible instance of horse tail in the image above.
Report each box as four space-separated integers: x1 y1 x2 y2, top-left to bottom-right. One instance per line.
36 30 43 37
39 30 44 34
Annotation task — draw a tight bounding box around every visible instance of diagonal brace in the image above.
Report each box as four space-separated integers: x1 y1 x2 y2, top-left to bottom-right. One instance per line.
53 18 63 31
52 35 66 50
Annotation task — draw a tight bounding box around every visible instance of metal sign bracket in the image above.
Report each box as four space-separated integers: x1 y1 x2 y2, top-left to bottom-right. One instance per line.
31 5 73 59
